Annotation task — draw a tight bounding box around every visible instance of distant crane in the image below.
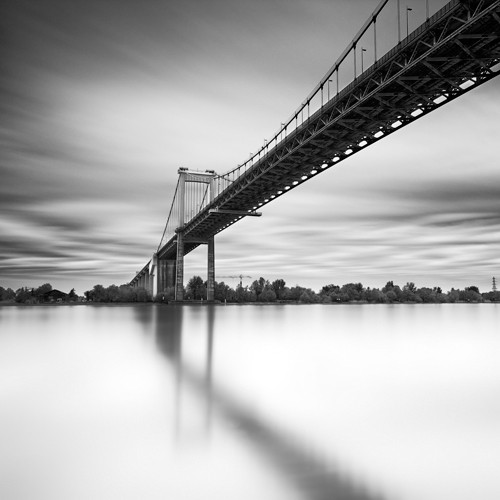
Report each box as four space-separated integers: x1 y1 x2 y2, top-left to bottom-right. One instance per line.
217 274 252 288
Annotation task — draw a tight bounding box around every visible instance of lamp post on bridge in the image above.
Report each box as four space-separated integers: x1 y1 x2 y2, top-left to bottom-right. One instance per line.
406 7 412 38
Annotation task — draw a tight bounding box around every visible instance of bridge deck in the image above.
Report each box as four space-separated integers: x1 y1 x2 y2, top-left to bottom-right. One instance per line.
152 0 500 264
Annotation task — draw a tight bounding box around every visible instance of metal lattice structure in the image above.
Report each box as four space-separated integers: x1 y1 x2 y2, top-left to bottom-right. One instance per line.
131 0 500 299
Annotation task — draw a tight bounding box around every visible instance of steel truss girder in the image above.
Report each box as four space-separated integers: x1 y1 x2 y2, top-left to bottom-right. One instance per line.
154 0 500 261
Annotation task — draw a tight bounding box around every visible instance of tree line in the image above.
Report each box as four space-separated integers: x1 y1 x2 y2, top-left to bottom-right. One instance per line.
0 283 77 304
2 278 499 304
179 277 499 304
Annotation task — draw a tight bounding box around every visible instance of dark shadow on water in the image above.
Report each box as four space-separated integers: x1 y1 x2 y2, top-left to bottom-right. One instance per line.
154 305 386 500
129 304 156 336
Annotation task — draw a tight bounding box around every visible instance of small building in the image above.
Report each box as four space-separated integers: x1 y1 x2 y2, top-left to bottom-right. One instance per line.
42 289 68 303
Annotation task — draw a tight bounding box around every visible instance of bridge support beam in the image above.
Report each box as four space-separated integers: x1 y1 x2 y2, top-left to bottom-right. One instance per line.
149 255 158 297
156 258 177 295
207 236 215 302
166 260 176 289
175 231 185 301
158 259 164 294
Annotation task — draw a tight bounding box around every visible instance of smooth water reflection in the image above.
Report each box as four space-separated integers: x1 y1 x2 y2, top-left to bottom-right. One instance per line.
1 304 499 500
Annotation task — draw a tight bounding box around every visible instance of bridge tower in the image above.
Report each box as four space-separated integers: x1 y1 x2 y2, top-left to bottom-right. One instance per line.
173 168 217 301
131 0 500 299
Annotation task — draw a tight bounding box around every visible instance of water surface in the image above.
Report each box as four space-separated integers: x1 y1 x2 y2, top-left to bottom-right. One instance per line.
1 304 499 500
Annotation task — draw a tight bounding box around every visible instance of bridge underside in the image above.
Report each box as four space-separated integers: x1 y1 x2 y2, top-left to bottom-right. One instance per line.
182 0 500 238
131 0 500 300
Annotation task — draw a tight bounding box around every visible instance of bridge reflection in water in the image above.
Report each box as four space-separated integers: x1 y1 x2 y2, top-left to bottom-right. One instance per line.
153 305 385 500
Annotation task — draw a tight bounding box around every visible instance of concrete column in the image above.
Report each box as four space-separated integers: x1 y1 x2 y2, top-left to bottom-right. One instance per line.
166 260 176 289
178 172 186 228
150 254 158 297
207 236 215 301
163 260 168 291
174 170 187 301
157 259 164 293
175 232 185 301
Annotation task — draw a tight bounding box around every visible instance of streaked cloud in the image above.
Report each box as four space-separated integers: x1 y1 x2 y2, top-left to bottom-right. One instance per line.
1 0 499 293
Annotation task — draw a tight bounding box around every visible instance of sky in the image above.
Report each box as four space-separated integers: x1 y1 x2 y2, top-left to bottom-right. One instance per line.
1 0 499 295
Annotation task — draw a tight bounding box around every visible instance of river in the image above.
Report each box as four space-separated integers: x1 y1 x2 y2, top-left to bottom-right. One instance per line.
1 303 499 500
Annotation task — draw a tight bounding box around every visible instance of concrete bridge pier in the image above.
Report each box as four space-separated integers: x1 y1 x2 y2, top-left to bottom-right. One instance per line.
158 259 165 293
172 233 215 302
166 260 176 290
149 255 158 297
175 231 185 301
207 236 215 302
157 259 176 294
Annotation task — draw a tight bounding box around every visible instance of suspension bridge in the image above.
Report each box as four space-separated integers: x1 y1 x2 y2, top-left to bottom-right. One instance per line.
130 0 500 300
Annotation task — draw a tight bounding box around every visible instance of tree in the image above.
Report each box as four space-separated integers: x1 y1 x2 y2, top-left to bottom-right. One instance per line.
382 281 402 301
447 288 459 303
34 283 52 300
365 288 387 303
416 287 435 303
401 288 421 303
459 287 483 303
91 284 107 302
271 279 286 300
286 285 306 301
118 285 135 302
482 291 500 302
259 289 277 302
320 284 339 295
299 290 317 303
235 284 256 303
250 277 267 299
135 287 151 302
107 285 120 302
15 287 33 303
214 281 233 302
340 283 364 301
187 276 205 300
0 287 15 301
319 284 342 302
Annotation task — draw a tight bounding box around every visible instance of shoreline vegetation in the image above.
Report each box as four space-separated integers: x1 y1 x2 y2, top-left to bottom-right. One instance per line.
1 277 499 305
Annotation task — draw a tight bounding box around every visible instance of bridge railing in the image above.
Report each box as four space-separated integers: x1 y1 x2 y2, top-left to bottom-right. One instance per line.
211 0 451 195
156 0 455 252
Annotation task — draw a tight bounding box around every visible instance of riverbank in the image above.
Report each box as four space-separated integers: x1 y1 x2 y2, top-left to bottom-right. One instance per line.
2 299 498 307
